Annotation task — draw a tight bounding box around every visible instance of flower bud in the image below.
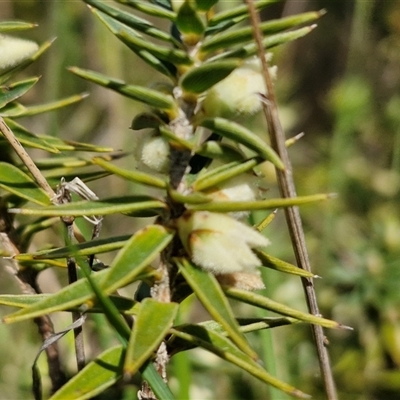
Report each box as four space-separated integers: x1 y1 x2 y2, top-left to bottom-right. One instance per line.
202 55 277 119
139 135 170 173
177 211 269 274
0 35 39 70
206 175 259 219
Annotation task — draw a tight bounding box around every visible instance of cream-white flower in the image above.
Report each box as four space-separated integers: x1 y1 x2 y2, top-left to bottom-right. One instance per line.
202 55 277 119
0 35 39 70
177 211 269 274
139 135 170 173
206 175 259 219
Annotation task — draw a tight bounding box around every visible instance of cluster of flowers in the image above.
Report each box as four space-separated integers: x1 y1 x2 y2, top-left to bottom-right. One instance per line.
136 57 275 290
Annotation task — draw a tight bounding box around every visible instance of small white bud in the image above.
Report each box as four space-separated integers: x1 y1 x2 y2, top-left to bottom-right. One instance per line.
0 35 39 70
139 135 170 173
206 175 258 219
177 211 269 274
202 55 277 119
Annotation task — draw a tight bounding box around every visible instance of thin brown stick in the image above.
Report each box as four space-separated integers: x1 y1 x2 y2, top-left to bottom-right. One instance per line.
244 2 338 399
0 117 56 201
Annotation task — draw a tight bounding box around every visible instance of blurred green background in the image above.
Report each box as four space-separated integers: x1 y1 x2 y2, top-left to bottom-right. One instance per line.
1 1 400 399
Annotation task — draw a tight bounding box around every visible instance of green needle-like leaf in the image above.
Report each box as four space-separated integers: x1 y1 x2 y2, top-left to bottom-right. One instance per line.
0 21 37 32
176 257 257 360
69 67 178 114
201 11 323 54
114 0 176 21
176 0 205 43
199 118 284 169
50 345 125 400
208 0 278 27
211 26 317 62
3 226 173 323
180 59 241 94
256 250 317 279
187 193 333 212
224 287 351 330
16 235 131 261
170 325 310 398
104 225 174 293
92 157 167 189
0 77 39 108
3 93 89 118
124 298 178 375
192 157 261 191
84 0 176 44
9 195 167 217
1 119 59 153
0 162 51 205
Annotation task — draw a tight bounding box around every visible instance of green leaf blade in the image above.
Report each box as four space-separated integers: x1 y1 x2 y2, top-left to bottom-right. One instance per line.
176 258 257 360
0 162 51 205
124 298 178 375
50 345 125 400
199 117 284 169
180 59 241 94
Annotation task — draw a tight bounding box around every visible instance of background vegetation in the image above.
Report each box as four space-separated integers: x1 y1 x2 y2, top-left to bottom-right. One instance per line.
0 1 399 399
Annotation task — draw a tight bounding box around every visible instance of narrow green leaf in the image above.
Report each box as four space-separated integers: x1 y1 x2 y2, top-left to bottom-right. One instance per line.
37 135 114 152
187 193 333 212
0 294 135 313
5 93 89 118
88 7 189 69
192 157 261 191
44 170 111 187
0 21 37 32
50 345 125 400
2 270 109 323
224 287 350 330
180 59 241 94
201 11 323 54
176 0 205 41
175 257 257 360
69 67 178 113
196 141 244 163
124 299 178 375
16 234 131 260
131 112 163 130
92 157 167 189
0 162 51 205
255 250 317 279
211 26 317 62
170 326 310 399
114 0 176 20
194 0 218 12
9 195 167 217
105 225 174 293
158 124 194 150
199 118 284 169
208 0 278 27
1 119 60 153
87 7 178 79
84 0 176 44
118 28 191 66
0 77 39 108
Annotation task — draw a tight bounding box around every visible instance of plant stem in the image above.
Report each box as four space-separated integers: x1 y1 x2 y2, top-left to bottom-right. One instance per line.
245 1 337 399
0 117 56 201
